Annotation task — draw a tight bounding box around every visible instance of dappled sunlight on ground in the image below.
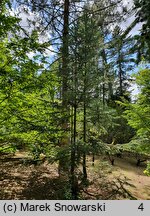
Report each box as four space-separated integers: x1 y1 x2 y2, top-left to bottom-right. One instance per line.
0 153 67 199
88 156 150 200
0 152 150 199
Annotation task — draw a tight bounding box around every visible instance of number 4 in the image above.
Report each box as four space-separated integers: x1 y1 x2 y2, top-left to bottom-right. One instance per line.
138 203 144 211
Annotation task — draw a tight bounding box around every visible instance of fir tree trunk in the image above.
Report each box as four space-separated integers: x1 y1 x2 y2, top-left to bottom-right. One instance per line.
101 45 113 100
82 14 88 181
62 0 69 107
83 93 87 180
70 105 78 199
70 45 78 199
118 49 123 96
59 0 70 175
71 64 78 199
92 154 95 166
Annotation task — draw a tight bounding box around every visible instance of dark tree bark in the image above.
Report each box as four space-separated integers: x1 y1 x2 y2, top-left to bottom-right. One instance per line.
62 0 69 108
70 59 78 199
92 154 95 166
58 0 70 175
83 71 87 181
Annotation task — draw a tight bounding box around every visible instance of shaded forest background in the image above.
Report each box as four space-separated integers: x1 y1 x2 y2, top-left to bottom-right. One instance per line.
0 0 150 199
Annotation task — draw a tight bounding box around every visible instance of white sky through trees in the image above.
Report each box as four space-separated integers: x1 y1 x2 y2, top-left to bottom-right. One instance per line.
10 0 142 55
120 0 142 35
10 0 142 97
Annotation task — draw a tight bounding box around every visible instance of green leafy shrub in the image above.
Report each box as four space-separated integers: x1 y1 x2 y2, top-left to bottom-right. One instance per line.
144 161 150 176
0 145 16 154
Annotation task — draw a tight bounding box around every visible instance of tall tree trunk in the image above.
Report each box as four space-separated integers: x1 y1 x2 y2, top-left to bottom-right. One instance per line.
117 42 123 96
82 13 88 181
62 0 69 107
101 31 107 106
118 48 123 96
70 57 78 199
101 45 113 101
70 104 78 199
59 0 70 175
83 77 87 180
83 102 87 180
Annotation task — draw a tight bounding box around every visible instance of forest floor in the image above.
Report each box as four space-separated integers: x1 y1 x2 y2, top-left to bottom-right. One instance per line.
108 157 150 199
0 151 150 200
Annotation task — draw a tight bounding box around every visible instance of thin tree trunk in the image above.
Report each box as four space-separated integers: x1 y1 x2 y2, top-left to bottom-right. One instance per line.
92 154 95 166
82 13 88 181
59 0 70 175
83 89 87 180
70 69 78 199
118 48 123 96
62 0 69 108
101 32 107 106
101 45 113 100
70 105 78 199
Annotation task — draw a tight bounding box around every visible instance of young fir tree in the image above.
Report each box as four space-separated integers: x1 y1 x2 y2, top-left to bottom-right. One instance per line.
68 5 102 194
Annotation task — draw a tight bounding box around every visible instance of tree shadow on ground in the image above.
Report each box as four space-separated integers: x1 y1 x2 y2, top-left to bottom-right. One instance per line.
20 171 68 200
0 156 69 200
1 155 149 200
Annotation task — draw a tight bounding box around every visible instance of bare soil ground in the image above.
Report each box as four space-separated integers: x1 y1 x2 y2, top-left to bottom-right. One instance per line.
0 152 63 199
0 152 150 200
86 156 150 200
109 157 150 199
